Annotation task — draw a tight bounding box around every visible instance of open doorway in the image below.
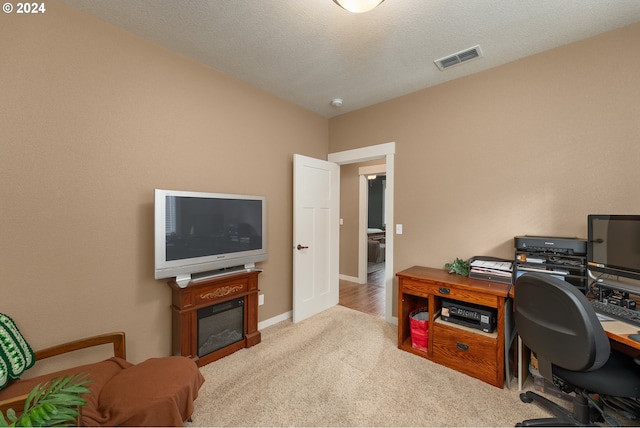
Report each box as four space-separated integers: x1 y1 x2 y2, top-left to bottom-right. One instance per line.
337 169 386 318
365 173 386 281
329 142 396 325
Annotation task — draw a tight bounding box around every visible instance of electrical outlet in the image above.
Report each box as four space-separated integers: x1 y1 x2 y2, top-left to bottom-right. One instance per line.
258 294 264 306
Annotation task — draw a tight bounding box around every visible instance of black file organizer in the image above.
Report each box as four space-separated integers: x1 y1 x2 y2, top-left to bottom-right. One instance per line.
513 246 587 292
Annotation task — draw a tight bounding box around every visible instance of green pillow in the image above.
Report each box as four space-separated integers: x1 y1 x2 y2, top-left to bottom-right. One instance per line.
0 313 35 389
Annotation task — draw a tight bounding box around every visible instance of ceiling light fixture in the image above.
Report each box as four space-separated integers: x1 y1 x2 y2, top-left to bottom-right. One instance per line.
330 98 343 107
332 0 384 13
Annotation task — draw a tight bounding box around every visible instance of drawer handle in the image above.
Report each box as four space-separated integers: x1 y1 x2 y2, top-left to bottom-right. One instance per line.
456 342 469 351
439 287 450 295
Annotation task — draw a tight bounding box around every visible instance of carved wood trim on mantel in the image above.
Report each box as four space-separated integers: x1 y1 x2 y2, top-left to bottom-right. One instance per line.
200 284 244 301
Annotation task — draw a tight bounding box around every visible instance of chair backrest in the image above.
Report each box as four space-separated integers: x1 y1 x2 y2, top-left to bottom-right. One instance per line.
515 272 610 373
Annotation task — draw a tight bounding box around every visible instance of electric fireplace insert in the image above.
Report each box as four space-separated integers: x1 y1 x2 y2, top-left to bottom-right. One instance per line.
197 298 244 358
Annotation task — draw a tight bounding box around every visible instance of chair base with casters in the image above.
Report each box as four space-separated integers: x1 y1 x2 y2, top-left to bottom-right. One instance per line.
517 389 605 426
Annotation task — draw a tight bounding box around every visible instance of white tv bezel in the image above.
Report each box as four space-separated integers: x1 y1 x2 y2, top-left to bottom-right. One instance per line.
154 189 267 284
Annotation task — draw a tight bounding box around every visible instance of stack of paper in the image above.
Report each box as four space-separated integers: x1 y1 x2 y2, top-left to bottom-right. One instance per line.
469 259 513 284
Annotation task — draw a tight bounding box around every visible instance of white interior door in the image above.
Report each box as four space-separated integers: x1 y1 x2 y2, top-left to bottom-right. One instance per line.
293 154 339 323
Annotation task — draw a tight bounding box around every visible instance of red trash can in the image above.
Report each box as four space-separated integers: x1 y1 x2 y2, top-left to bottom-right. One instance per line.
409 307 429 351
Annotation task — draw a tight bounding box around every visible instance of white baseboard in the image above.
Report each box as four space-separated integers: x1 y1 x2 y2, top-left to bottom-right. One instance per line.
339 274 360 283
258 311 292 330
258 309 397 333
258 309 397 331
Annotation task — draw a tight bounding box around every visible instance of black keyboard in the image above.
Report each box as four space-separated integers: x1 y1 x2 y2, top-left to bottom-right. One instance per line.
590 300 640 327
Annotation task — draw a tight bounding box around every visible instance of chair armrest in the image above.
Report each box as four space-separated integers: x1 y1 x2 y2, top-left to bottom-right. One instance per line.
1 332 125 423
1 333 125 419
0 393 29 417
35 332 126 361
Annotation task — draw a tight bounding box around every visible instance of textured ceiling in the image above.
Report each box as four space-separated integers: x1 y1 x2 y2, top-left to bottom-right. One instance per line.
60 0 640 117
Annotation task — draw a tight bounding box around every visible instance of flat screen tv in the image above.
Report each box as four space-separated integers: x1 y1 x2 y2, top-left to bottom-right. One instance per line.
587 214 640 283
154 189 267 286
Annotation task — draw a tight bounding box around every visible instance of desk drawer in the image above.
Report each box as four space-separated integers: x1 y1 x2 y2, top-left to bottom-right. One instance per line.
400 278 432 298
431 322 498 385
427 283 497 307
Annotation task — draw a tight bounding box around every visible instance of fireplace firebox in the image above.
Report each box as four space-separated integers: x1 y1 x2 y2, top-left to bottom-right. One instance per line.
169 270 261 367
197 298 244 357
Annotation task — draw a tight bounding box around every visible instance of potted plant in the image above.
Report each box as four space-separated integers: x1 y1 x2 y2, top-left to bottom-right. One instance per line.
0 373 90 427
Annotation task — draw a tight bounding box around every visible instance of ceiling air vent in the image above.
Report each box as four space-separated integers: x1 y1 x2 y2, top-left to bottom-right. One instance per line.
434 45 483 71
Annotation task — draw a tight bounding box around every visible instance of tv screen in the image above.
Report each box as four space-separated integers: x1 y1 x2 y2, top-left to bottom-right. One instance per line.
154 189 267 283
587 214 640 282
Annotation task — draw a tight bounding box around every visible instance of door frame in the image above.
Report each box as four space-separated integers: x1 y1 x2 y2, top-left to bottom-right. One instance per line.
328 142 396 325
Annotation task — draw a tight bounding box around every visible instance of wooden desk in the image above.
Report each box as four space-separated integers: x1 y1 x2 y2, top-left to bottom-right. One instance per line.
397 266 512 388
601 319 640 353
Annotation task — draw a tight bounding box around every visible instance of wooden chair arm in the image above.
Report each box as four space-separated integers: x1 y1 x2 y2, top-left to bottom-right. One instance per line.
35 331 126 361
0 393 29 417
1 332 126 421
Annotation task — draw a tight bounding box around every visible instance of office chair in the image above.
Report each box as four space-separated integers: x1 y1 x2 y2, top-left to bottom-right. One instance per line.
514 272 640 426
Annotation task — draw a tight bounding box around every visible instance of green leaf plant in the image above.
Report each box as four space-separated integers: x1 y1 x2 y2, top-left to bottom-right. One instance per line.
0 373 91 427
444 258 470 277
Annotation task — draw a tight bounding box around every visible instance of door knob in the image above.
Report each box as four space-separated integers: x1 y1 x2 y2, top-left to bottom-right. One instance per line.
296 244 309 250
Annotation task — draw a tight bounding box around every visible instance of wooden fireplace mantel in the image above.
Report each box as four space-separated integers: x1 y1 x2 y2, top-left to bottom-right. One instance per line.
169 269 261 367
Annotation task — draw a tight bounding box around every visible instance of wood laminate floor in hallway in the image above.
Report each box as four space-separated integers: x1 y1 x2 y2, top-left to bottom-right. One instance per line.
338 265 385 318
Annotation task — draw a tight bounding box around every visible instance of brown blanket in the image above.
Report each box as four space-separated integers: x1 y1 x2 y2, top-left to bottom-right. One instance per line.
0 356 204 426
93 356 204 426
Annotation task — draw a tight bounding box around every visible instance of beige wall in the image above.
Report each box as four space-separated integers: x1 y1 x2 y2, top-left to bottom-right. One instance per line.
338 163 361 277
332 24 640 291
1 0 327 366
2 1 639 368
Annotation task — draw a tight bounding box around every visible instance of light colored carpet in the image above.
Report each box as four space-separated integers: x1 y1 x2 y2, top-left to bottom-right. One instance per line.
189 305 553 427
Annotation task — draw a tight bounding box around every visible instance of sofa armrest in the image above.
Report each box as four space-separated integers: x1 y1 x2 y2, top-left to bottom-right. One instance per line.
35 332 126 361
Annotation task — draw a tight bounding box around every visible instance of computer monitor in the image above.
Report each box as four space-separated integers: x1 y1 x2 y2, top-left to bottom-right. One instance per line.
587 215 640 288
